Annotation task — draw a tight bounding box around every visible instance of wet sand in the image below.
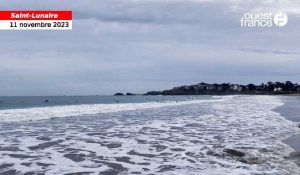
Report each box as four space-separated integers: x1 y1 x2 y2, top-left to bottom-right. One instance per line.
274 96 300 166
284 135 300 166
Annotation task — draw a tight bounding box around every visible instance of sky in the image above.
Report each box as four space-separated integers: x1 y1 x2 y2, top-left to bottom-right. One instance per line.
0 0 300 96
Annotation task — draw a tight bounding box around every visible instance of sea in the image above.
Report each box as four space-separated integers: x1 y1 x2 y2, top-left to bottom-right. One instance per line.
0 95 299 175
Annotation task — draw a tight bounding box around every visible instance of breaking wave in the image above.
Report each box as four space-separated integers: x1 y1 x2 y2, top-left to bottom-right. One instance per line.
0 97 229 122
0 95 299 174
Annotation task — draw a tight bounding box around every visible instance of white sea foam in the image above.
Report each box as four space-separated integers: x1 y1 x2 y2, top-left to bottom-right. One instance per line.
0 97 228 123
0 95 299 175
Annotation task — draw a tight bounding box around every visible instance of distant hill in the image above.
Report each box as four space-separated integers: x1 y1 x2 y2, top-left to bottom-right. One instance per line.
144 81 300 95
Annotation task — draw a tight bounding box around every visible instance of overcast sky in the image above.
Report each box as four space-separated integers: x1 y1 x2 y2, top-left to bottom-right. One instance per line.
0 0 300 96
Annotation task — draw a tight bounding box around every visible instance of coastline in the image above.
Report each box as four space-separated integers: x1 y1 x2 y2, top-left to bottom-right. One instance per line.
274 96 300 166
277 93 300 96
143 82 300 96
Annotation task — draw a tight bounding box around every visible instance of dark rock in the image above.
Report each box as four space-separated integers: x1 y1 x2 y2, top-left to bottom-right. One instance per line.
125 93 136 96
144 91 161 95
223 148 245 157
113 93 124 96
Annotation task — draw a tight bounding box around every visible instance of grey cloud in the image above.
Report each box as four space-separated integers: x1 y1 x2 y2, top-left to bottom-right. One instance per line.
74 2 235 26
0 0 300 95
239 48 300 55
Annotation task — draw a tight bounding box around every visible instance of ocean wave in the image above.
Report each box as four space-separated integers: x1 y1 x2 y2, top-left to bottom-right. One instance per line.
0 95 299 174
0 97 230 123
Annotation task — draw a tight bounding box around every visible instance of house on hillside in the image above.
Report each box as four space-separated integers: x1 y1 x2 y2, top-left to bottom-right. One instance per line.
232 84 243 92
274 87 282 92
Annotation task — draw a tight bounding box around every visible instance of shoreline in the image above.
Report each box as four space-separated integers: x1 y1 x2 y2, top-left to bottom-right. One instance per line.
284 135 300 166
274 96 300 167
276 93 300 96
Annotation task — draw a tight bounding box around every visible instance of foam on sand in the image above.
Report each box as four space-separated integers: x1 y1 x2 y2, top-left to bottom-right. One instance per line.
0 95 299 174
